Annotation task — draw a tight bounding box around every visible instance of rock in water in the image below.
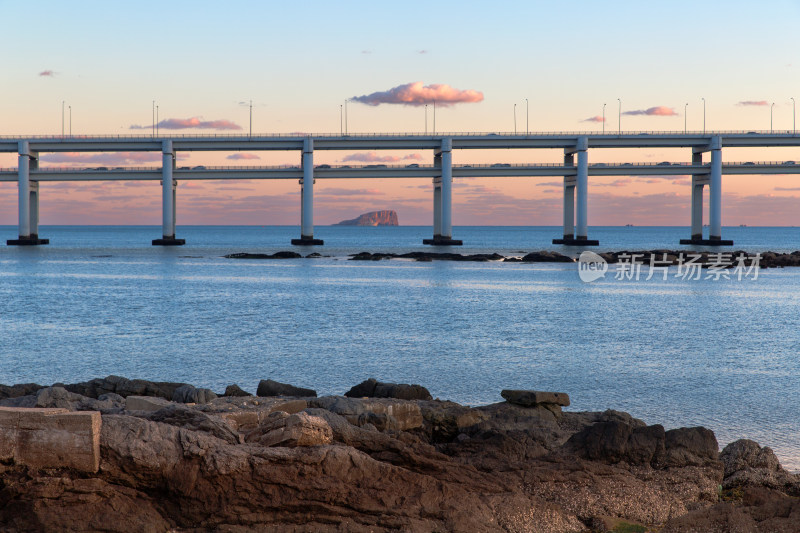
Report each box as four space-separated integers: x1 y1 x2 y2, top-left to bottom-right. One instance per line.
257 379 317 398
335 210 399 226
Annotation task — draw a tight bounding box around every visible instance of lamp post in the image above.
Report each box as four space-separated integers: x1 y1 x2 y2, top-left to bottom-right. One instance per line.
792 97 796 135
249 100 252 138
602 103 606 134
61 100 65 138
339 104 343 135
152 101 155 138
425 104 428 134
513 103 517 134
771 102 775 133
433 100 436 134
684 103 688 134
69 105 72 137
617 98 621 134
525 98 529 135
701 97 706 135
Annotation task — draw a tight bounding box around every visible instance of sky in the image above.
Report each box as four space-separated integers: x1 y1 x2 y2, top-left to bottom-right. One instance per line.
1 0 800 227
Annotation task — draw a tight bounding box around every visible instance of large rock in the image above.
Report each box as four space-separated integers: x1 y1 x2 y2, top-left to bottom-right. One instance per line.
62 375 188 401
256 379 316 398
245 411 333 447
344 378 432 401
171 384 217 404
309 396 424 431
223 384 251 397
0 382 43 399
0 407 101 473
501 389 570 407
663 426 720 467
720 439 799 491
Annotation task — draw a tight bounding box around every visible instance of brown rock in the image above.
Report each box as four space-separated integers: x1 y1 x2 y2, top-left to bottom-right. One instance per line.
501 389 570 407
0 407 101 473
245 411 333 447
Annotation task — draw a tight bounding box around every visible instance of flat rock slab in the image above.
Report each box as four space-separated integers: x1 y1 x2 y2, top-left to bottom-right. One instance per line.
0 407 101 473
501 390 570 407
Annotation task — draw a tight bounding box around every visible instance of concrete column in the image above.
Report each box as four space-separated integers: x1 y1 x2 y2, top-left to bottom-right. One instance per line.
423 138 462 245
292 137 323 245
440 138 453 239
17 142 30 239
691 152 704 240
8 141 48 245
433 177 442 238
152 140 185 245
563 152 575 240
575 136 589 240
709 136 722 241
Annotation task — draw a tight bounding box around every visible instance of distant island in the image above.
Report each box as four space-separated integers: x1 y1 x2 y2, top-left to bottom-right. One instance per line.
335 210 399 226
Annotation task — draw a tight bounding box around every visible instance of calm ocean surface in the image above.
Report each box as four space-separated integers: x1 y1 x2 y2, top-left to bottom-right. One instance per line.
1 225 799 470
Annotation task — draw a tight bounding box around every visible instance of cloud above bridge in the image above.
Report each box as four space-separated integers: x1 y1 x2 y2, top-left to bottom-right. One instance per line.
38 70 56 77
582 116 606 123
351 82 484 107
737 100 769 106
340 152 423 163
227 153 261 160
129 117 242 131
622 106 678 117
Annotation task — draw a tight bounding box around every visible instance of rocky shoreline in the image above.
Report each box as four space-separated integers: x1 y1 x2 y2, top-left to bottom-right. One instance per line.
225 250 800 268
1 376 798 532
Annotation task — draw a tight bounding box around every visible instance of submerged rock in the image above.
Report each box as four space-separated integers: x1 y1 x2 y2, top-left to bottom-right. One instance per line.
256 379 316 398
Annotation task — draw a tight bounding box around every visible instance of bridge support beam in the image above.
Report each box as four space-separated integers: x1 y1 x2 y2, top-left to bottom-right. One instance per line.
554 137 598 245
153 140 184 245
8 141 48 245
292 138 323 245
424 138 462 245
680 137 733 245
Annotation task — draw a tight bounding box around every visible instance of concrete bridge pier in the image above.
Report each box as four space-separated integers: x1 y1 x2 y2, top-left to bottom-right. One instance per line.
680 137 733 245
153 140 185 245
292 138 323 245
554 137 598 245
424 138 462 245
8 141 48 245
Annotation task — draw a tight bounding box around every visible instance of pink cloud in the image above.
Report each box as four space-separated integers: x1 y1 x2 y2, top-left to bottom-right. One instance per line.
737 101 769 107
582 116 606 123
351 82 484 107
341 152 423 163
39 70 56 77
623 106 678 117
226 153 261 160
40 152 162 165
129 117 242 131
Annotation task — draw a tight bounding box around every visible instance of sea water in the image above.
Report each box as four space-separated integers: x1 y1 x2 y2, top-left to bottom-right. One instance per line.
1 225 798 470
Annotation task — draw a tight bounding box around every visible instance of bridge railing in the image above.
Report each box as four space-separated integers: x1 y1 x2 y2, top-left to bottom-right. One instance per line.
1 130 799 140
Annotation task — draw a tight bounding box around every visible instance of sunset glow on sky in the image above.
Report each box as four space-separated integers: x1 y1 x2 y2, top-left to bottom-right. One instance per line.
2 0 799 226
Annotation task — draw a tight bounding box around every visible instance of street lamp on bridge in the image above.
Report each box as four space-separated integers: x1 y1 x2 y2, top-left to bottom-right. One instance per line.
792 97 796 135
771 102 775 133
602 103 606 134
617 98 621 134
701 98 706 135
684 103 688 134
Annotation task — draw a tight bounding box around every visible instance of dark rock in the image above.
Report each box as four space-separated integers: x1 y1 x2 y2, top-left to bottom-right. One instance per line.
256 379 317 398
663 426 720 467
345 378 432 400
0 382 43 399
520 251 574 263
720 439 800 492
62 375 188 401
141 404 241 444
562 421 668 466
224 251 301 259
223 384 251 397
501 389 570 407
171 384 217 404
